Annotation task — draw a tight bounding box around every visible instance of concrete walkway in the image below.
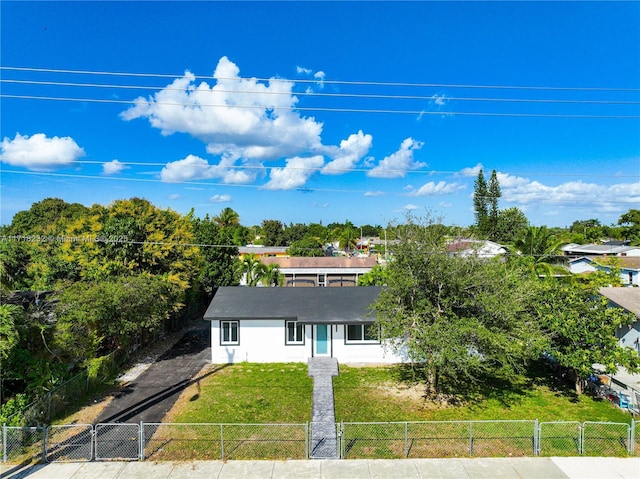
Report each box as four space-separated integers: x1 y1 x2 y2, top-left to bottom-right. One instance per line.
308 357 340 459
2 457 639 479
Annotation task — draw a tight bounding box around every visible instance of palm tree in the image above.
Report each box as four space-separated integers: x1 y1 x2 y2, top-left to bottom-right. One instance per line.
213 207 240 228
260 263 284 287
238 254 266 286
512 226 567 277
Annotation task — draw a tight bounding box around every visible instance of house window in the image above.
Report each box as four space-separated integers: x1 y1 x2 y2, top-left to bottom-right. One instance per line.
286 321 305 345
345 324 379 344
318 274 326 287
220 321 239 345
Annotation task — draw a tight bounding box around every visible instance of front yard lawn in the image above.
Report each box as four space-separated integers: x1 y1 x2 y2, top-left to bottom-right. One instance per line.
163 361 632 425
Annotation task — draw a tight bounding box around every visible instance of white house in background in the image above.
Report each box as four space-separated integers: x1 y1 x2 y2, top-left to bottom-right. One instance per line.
568 256 640 286
446 239 506 258
203 286 405 364
599 287 640 355
562 243 640 257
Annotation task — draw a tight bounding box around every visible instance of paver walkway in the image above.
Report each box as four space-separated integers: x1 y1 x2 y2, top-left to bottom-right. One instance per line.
308 357 340 459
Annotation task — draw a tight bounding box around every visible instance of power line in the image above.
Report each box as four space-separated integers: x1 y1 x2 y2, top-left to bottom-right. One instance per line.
2 65 639 92
2 94 639 119
1 170 637 206
2 79 639 105
2 159 637 180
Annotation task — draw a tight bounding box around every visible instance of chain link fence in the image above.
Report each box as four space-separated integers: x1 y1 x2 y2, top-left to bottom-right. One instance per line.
45 424 93 462
2 426 44 464
340 421 537 459
1 420 637 463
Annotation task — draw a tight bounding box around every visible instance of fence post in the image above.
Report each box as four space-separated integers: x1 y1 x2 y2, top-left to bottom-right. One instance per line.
404 422 409 458
305 422 309 459
469 422 473 456
41 425 47 463
3 424 7 463
534 419 539 456
579 423 584 455
220 424 224 460
629 419 634 455
139 422 144 460
46 392 52 424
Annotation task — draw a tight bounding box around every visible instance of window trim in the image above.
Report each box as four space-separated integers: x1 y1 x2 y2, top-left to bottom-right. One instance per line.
220 320 239 345
285 320 305 345
344 323 380 345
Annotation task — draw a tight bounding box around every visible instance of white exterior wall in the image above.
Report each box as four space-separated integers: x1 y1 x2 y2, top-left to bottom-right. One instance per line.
209 320 404 364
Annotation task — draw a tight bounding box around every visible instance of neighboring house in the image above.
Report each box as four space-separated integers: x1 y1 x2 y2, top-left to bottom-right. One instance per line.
261 256 377 287
238 245 289 260
203 286 405 364
568 256 640 286
599 287 640 354
562 243 640 257
447 239 506 258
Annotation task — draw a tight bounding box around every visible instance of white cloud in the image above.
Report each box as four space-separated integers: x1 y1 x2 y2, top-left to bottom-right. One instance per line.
160 155 215 183
322 130 372 174
459 163 484 177
0 133 85 171
431 93 446 106
102 159 128 175
167 193 181 200
410 181 465 196
314 71 326 88
367 138 426 178
400 204 421 212
364 191 385 197
296 66 312 74
492 170 640 213
264 155 325 190
160 154 258 184
210 194 232 203
122 56 324 163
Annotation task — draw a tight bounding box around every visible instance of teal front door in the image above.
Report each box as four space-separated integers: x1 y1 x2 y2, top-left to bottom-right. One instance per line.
314 325 329 356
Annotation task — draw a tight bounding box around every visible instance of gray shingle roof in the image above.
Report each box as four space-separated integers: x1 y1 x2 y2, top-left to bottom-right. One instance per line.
203 286 382 324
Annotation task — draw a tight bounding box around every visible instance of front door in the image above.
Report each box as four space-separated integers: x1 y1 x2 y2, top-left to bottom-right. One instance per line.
314 324 330 357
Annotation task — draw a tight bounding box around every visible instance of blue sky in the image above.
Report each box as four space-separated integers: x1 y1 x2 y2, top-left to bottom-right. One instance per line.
1 1 639 229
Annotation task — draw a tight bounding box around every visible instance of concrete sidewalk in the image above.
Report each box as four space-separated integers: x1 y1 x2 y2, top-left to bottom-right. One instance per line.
2 457 639 479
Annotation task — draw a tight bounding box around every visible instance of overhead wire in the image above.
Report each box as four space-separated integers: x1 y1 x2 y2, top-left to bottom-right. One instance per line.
1 94 638 119
1 159 638 179
2 79 639 105
2 65 640 92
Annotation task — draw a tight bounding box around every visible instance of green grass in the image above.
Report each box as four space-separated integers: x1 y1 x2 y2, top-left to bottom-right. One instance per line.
165 363 313 423
333 363 632 423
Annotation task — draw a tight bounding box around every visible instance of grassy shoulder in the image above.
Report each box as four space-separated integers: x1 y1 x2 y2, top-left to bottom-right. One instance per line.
161 361 632 425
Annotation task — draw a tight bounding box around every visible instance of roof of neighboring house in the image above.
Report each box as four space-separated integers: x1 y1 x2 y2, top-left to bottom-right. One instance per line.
203 286 382 324
446 239 506 257
562 244 640 255
239 246 289 255
599 287 640 319
261 256 377 269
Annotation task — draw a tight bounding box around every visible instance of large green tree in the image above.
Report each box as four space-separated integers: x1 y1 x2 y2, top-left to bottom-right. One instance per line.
374 216 546 396
287 237 325 257
473 169 489 237
535 280 640 393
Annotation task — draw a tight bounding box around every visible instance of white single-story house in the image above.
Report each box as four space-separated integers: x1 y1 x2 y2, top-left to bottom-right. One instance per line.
599 287 640 354
203 286 405 364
